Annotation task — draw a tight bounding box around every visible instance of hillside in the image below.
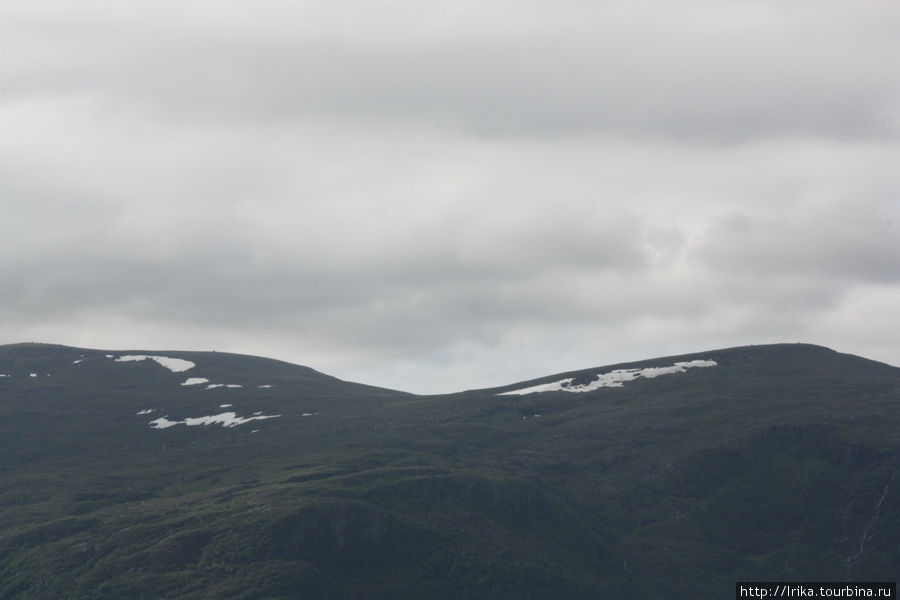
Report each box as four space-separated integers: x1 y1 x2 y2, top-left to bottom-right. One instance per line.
1 342 898 598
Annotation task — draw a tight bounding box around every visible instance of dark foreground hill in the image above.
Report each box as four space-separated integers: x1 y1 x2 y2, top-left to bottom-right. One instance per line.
1 342 898 598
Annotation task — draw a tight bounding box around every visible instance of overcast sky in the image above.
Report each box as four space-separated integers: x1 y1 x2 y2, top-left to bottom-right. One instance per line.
2 0 899 393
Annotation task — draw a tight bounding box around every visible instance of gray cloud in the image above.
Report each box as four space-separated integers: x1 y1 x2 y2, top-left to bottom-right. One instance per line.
2 0 899 392
696 201 900 284
5 1 899 142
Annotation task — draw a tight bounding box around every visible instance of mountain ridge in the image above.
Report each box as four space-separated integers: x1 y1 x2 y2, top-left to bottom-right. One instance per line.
0 341 409 395
1 342 898 598
6 340 894 396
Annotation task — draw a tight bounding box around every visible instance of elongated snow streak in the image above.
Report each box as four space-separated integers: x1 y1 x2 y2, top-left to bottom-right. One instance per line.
499 360 717 395
181 377 209 386
149 412 281 429
845 470 896 578
115 355 196 373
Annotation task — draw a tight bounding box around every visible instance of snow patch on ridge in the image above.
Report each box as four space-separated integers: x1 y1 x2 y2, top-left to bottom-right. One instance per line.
149 411 281 429
499 360 717 395
181 377 209 386
148 416 181 429
115 355 195 373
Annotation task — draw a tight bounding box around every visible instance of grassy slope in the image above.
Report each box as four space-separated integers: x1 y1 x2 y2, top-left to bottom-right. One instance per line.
0 343 898 599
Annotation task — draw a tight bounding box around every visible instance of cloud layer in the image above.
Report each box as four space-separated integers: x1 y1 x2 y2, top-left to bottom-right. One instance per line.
2 0 899 392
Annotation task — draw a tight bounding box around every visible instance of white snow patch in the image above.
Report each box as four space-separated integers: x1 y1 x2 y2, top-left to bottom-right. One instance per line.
115 355 195 373
149 416 181 429
29 373 37 378
226 384 242 388
206 383 224 389
0 374 9 378
149 411 281 429
136 409 155 415
181 377 209 386
72 358 85 364
302 412 318 417
106 354 114 358
258 384 273 388
499 359 717 395
219 404 232 408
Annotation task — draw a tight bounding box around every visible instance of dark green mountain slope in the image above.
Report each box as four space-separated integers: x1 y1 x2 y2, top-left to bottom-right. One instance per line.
1 342 897 598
